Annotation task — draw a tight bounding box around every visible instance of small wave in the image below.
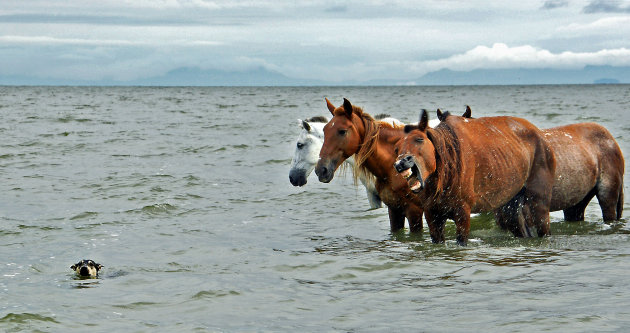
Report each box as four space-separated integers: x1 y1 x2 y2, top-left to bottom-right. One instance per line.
140 203 177 215
192 290 241 299
265 159 290 164
69 211 98 220
113 301 160 309
0 312 59 324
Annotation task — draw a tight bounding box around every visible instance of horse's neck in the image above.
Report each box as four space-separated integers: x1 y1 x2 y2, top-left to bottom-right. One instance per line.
427 124 462 200
358 125 402 180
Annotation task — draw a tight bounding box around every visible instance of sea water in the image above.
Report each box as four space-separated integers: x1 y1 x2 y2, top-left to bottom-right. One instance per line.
1 85 629 332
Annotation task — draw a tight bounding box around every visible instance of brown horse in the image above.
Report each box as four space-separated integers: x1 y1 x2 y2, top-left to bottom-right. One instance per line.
543 123 624 221
452 109 624 222
315 98 424 232
394 110 556 245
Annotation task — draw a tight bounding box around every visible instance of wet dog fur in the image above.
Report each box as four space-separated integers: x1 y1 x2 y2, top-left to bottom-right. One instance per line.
70 259 103 277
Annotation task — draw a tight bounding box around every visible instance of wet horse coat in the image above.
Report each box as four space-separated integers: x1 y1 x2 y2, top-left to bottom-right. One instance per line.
455 110 624 222
394 110 556 244
315 98 424 232
543 123 624 221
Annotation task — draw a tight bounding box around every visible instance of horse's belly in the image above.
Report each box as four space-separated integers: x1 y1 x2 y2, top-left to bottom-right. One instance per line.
549 154 598 211
471 183 524 213
469 165 530 213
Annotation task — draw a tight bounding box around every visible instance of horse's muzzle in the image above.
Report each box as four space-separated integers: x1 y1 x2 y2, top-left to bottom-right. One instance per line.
315 159 336 183
289 169 308 187
394 155 415 173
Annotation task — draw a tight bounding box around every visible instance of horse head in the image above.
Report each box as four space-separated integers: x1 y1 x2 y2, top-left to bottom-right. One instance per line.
315 98 366 183
289 117 327 186
394 109 437 193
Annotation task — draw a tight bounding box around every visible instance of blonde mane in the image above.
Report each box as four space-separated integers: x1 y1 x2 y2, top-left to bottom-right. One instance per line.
348 106 403 186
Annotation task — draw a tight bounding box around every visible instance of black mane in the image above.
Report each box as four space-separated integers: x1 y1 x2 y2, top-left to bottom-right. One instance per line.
305 116 329 123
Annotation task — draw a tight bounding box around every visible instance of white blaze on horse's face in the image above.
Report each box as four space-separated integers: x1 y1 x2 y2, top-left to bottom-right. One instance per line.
289 119 326 186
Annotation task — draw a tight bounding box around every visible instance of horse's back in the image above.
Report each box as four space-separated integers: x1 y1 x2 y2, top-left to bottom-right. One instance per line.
443 115 554 212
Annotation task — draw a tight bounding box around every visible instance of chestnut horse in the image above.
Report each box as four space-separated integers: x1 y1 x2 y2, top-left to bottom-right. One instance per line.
451 109 624 222
394 110 556 245
315 98 424 232
543 123 624 221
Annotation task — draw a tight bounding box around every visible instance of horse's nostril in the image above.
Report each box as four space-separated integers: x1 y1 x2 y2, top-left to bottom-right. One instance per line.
405 155 413 162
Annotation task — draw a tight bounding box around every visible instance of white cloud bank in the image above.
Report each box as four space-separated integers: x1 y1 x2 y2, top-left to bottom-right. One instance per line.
419 43 630 73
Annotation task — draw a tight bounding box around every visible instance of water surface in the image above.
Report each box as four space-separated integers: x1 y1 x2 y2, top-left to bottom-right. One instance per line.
1 85 629 332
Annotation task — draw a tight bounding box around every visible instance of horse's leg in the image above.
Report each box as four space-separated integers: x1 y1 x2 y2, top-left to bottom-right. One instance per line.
524 144 554 237
452 205 471 246
523 186 552 237
388 206 405 232
617 186 624 220
495 190 528 237
596 184 623 221
359 174 382 209
425 210 446 243
563 188 596 221
366 189 383 210
405 204 424 233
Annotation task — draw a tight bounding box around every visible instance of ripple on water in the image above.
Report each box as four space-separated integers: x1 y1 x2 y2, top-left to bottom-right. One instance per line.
0 313 59 324
192 290 241 299
125 203 177 215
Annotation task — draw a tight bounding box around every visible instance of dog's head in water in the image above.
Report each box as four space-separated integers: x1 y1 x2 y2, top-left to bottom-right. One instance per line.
71 260 103 278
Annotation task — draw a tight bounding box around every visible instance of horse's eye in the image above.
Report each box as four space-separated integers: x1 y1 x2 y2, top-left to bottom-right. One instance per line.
297 142 304 149
415 137 424 143
338 129 347 136
394 148 399 155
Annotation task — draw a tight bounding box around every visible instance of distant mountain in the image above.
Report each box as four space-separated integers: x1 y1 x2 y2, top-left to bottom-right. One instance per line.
130 66 321 86
403 65 630 85
1 65 629 86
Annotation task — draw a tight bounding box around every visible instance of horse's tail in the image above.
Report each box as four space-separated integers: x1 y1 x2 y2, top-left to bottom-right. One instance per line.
617 183 624 220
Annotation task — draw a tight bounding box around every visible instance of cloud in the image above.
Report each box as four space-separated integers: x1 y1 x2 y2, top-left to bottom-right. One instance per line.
0 35 223 47
0 35 139 46
557 16 630 34
583 0 630 13
420 43 630 73
541 0 569 10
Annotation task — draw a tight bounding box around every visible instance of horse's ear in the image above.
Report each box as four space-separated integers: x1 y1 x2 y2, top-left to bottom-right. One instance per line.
325 98 336 115
343 98 353 119
302 120 311 132
419 109 429 131
463 105 472 118
437 108 447 121
404 124 417 133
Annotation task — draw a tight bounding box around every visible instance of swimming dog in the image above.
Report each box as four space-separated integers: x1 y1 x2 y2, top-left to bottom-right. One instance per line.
70 259 103 277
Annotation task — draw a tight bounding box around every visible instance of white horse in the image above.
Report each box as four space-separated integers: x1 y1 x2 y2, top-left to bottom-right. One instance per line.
290 114 429 209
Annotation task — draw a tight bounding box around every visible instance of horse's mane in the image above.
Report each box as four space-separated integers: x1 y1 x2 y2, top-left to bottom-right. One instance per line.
426 123 462 199
338 106 403 186
306 116 329 123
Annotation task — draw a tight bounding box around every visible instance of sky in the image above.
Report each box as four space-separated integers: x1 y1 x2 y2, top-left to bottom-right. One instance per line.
1 0 630 84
